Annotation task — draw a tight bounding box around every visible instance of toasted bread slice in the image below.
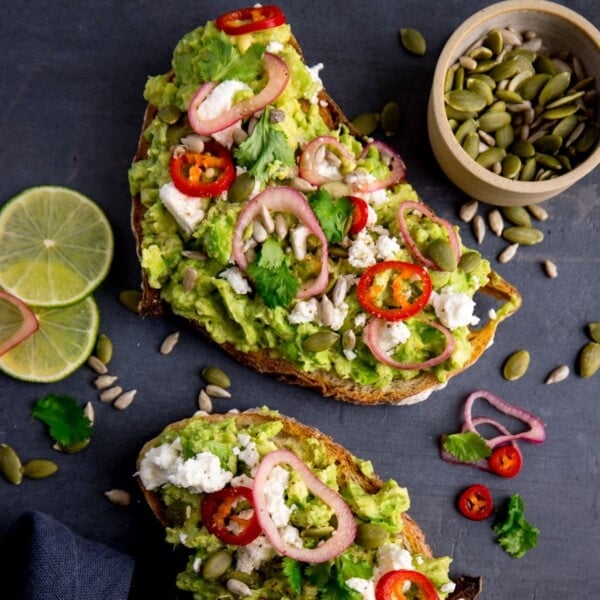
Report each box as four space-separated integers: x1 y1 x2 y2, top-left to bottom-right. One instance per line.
137 408 481 598
129 18 521 406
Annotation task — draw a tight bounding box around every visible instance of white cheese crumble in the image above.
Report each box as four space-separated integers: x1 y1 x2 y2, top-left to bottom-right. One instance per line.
345 577 375 600
263 465 294 527
219 266 252 295
348 230 377 268
235 535 276 574
196 80 251 121
306 62 324 103
374 543 414 580
375 232 401 260
233 433 259 470
159 182 205 237
288 298 320 324
430 287 480 329
265 41 284 54
378 321 411 353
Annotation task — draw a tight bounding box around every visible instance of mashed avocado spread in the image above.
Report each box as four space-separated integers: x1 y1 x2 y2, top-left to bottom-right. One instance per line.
128 15 497 390
138 409 456 598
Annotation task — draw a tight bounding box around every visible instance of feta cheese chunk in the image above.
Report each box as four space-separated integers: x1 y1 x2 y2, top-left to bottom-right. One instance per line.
378 321 411 353
159 182 205 237
430 287 480 329
345 577 375 600
219 266 252 295
348 230 377 268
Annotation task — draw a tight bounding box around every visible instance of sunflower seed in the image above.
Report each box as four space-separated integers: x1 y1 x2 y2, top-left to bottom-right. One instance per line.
320 295 336 327
527 203 549 221
84 401 95 425
342 329 356 351
181 250 207 261
227 578 252 597
472 214 485 244
99 386 123 403
274 213 288 239
198 389 213 413
543 259 558 278
545 364 570 384
205 384 232 399
487 209 504 236
261 205 275 234
104 489 131 507
290 177 317 193
459 200 478 222
87 355 108 375
114 389 137 410
160 331 180 355
93 374 118 390
498 243 519 263
183 267 198 292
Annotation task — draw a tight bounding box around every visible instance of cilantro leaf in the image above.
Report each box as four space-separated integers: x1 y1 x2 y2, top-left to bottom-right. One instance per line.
31 394 93 447
304 556 366 600
442 431 492 462
308 189 353 244
282 558 302 594
234 108 296 181
494 493 539 558
247 238 300 308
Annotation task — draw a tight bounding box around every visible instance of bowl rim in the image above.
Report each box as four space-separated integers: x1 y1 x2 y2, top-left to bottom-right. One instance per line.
430 0 600 193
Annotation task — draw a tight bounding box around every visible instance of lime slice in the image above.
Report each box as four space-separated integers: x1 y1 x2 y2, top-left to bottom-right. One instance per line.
0 186 114 307
0 290 39 355
0 295 99 382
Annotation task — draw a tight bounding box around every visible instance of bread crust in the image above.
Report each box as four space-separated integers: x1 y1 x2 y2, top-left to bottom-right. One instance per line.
130 32 521 406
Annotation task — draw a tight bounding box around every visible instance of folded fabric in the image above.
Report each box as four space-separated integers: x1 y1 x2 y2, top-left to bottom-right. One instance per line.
0 511 134 600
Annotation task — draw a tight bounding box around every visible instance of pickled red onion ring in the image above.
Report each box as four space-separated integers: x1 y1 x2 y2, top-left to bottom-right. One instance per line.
232 186 329 299
463 390 546 446
252 449 356 563
353 140 406 193
364 317 454 370
298 136 356 186
0 290 39 357
397 201 460 270
188 53 290 135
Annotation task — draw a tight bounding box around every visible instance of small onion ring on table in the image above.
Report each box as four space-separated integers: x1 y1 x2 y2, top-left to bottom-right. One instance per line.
0 290 39 356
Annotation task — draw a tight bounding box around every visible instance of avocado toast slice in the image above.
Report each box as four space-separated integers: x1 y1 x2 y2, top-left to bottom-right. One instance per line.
128 5 521 405
137 407 482 598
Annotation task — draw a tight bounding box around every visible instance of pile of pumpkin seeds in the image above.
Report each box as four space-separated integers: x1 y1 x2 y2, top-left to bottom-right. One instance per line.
445 26 599 180
0 443 58 485
197 366 232 414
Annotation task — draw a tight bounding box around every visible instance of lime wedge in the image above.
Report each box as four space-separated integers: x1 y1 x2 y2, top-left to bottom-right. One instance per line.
0 186 114 307
0 295 99 382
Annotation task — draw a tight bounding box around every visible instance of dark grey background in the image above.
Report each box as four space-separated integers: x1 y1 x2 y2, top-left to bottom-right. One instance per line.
1 1 599 598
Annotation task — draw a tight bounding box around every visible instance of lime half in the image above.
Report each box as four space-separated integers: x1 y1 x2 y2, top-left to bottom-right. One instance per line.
0 186 114 307
0 295 99 382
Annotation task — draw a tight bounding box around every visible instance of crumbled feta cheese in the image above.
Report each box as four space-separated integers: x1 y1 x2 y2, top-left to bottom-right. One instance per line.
354 312 367 328
236 535 276 574
263 465 294 527
192 557 202 573
159 182 205 237
306 63 324 102
430 287 480 329
234 433 259 470
196 80 251 121
378 321 411 353
345 577 375 600
288 298 320 324
138 438 181 490
167 452 233 494
231 473 254 488
375 233 401 260
488 308 497 320
348 230 377 268
327 300 349 331
219 266 252 295
280 524 303 548
366 204 378 226
441 581 457 593
266 41 284 54
375 543 413 579
343 348 357 361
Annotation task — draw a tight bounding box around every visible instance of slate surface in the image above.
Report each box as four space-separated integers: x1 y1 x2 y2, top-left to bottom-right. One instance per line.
1 1 599 598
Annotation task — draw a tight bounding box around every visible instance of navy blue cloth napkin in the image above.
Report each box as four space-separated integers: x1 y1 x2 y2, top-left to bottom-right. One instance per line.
0 511 134 600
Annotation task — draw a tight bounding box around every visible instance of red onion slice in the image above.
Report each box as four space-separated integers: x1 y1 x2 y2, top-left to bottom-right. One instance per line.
252 449 356 563
364 317 455 370
397 201 460 270
298 136 356 186
353 141 406 193
232 186 329 299
188 53 290 135
463 390 546 446
0 290 39 357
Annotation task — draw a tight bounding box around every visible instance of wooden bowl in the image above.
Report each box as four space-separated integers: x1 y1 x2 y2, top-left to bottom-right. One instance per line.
427 0 600 206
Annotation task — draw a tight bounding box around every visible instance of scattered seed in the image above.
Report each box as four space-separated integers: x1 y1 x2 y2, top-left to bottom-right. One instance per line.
381 101 401 137
458 250 482 273
352 112 379 136
342 329 356 351
99 386 123 403
104 489 132 507
399 28 426 56
498 243 519 263
226 578 252 597
488 209 504 236
84 401 95 425
503 225 544 245
579 342 600 378
426 238 458 271
205 384 232 399
22 459 58 479
201 367 231 390
502 206 531 227
472 214 485 244
114 389 137 410
198 389 213 413
181 250 208 261
543 259 558 278
588 322 600 344
459 200 478 222
503 349 530 381
118 290 142 313
331 276 349 307
183 266 198 292
160 331 180 355
93 374 118 390
0 443 23 485
94 333 113 365
302 331 340 353
87 355 108 375
545 364 570 384
527 203 549 221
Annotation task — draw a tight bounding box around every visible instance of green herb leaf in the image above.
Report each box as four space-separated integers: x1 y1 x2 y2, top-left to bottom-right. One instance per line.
282 558 302 594
304 556 366 600
442 432 492 462
308 189 353 244
494 493 539 558
234 108 296 181
247 238 300 308
31 394 93 447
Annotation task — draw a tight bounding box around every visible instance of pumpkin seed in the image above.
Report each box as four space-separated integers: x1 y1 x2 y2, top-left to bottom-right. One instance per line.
490 56 533 82
502 206 531 227
520 157 537 180
503 225 544 245
381 102 401 137
426 239 457 271
575 122 600 153
484 29 503 55
22 459 58 479
467 78 494 105
501 153 521 178
545 364 569 384
203 550 233 580
535 153 563 171
94 333 113 365
543 259 558 278
495 123 515 148
503 349 530 381
446 89 487 113
0 444 23 485
352 112 379 136
454 66 465 91
579 342 600 378
538 71 571 106
545 90 585 109
228 172 256 204
462 132 480 159
55 439 90 454
399 28 426 56
476 146 506 168
302 331 339 352
498 243 519 263
496 89 524 103
511 139 536 158
478 110 511 132
459 199 478 222
446 105 478 121
535 54 558 75
534 134 563 154
157 105 181 125
118 290 141 313
201 366 231 389
588 322 600 344
458 250 481 273
356 522 389 549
